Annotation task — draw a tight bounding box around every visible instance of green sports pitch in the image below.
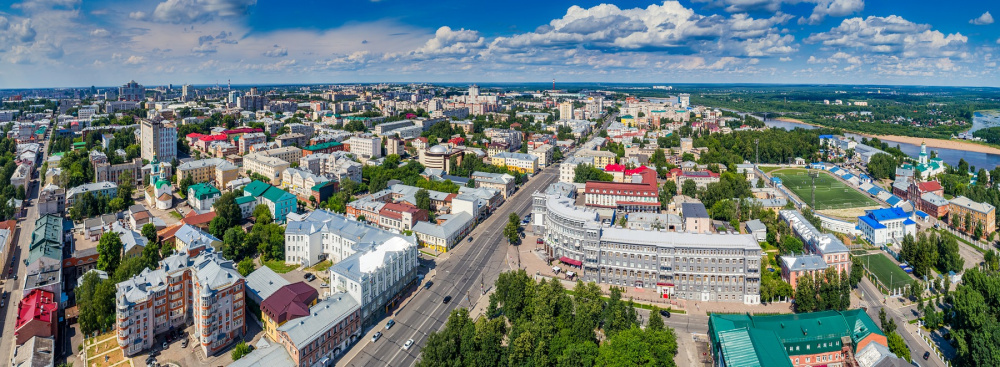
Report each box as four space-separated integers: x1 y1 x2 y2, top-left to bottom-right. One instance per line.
769 168 878 210
856 253 912 291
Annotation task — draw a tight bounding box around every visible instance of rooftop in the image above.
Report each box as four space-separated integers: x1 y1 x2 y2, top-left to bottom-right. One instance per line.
277 294 359 349
261 282 319 324
681 202 709 219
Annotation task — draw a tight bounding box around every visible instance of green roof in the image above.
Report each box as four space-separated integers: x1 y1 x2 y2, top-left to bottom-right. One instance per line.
262 186 293 203
72 142 86 147
155 179 171 189
188 182 221 200
235 196 257 205
716 328 793 367
621 115 634 119
29 215 63 264
311 181 337 191
709 310 885 364
243 180 271 198
303 141 343 152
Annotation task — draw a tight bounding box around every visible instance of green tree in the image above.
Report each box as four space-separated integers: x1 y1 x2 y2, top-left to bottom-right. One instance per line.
96 232 123 274
505 213 521 244
253 204 273 224
140 223 158 245
209 192 242 237
222 227 248 261
416 189 431 211
681 179 698 197
867 153 897 180
886 332 911 362
573 164 613 183
794 274 817 313
237 257 256 277
231 342 251 360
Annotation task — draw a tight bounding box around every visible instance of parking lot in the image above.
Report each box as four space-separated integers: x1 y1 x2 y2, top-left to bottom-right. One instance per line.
134 318 264 367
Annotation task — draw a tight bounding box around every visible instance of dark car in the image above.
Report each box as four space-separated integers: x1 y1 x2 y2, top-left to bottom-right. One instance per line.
442 296 452 304
923 351 930 360
659 310 671 318
304 273 316 281
424 281 433 289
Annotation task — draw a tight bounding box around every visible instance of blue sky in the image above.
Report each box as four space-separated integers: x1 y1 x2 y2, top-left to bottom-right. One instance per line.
0 0 996 88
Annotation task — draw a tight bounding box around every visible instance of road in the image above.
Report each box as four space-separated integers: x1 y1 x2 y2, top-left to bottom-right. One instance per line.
339 163 560 367
858 278 945 366
0 135 48 364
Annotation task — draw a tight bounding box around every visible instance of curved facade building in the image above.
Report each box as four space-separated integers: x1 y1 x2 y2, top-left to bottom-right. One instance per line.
533 191 763 304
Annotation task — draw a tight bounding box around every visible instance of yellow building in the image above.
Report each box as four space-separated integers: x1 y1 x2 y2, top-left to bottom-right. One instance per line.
260 282 319 341
576 150 617 168
949 196 996 236
176 158 239 188
620 114 635 127
491 152 538 174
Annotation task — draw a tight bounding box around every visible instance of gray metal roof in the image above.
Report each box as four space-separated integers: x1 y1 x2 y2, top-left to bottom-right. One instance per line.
779 254 828 272
277 294 359 349
245 266 290 302
413 212 473 240
681 202 709 219
745 219 767 232
601 227 761 250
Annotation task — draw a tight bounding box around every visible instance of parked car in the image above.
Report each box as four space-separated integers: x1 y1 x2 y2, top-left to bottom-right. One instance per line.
536 238 543 244
659 310 671 318
385 320 395 330
468 236 474 242
424 281 433 289
442 296 452 304
923 351 930 360
181 338 188 348
304 273 316 281
162 342 167 350
403 339 414 350
371 332 382 343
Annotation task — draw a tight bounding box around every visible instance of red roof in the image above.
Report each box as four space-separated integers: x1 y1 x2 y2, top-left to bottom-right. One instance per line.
918 181 943 192
604 164 626 172
222 127 263 135
260 282 319 324
559 256 582 267
448 137 465 145
585 170 658 194
16 289 57 329
186 133 228 142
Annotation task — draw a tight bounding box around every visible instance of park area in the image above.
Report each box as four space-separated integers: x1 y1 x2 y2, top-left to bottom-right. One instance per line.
857 253 913 293
766 167 878 210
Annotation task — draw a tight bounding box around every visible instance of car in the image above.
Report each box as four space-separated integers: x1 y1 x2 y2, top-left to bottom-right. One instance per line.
536 238 543 244
424 281 433 289
442 296 452 304
162 342 167 350
371 332 383 343
923 351 930 360
304 273 316 281
321 283 328 288
385 320 396 330
468 236 473 242
181 338 188 348
403 339 414 350
1 299 5 308
659 310 671 318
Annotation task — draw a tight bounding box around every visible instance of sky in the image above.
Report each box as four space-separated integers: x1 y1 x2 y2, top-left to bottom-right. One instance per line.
0 0 997 88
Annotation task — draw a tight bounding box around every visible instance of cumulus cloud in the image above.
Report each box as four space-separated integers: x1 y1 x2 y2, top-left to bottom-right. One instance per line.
124 55 146 65
90 28 110 37
970 12 994 25
262 45 287 57
150 0 257 23
694 0 862 24
489 2 795 57
807 15 967 58
403 26 485 59
780 57 792 61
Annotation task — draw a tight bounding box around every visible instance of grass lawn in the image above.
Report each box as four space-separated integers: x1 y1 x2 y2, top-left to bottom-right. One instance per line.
307 260 333 272
769 168 878 210
857 253 912 291
169 211 183 219
759 166 785 173
264 259 299 274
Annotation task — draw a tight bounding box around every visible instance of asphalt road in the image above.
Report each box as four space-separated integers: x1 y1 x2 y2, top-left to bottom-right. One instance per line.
0 136 47 364
340 164 559 367
858 277 945 366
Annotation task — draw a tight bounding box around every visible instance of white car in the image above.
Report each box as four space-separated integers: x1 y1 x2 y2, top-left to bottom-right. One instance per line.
403 339 414 350
371 332 382 343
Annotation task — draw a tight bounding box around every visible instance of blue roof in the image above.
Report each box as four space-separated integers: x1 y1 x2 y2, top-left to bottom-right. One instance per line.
867 207 909 221
842 174 854 180
866 187 882 195
915 211 929 219
903 218 916 226
857 215 886 229
860 174 870 180
819 135 835 139
885 196 901 205
771 177 782 183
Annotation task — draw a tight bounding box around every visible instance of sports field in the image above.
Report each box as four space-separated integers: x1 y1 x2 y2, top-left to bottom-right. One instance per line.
857 253 912 291
769 168 878 210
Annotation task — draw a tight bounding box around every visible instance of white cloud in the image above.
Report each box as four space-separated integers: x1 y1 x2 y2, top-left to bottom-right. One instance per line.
780 57 792 61
124 55 146 65
262 46 287 57
799 0 864 25
90 28 110 37
970 11 994 25
150 0 256 23
807 15 967 58
694 0 863 24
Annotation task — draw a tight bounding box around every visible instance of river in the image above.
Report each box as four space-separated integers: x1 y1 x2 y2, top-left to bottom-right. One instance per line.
758 117 1000 170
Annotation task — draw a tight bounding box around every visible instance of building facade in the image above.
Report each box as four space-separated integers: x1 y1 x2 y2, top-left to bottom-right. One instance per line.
140 119 177 162
949 196 996 236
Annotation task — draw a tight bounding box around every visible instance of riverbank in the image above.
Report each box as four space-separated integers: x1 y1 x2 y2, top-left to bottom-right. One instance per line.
773 117 1000 155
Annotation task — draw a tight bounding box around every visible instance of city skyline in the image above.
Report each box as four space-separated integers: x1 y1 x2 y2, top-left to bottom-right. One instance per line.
0 0 997 88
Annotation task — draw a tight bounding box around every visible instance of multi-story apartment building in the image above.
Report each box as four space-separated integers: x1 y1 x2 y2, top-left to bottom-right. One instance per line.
273 296 360 367
329 235 419 326
559 156 591 183
584 169 659 213
238 132 267 154
275 133 308 148
281 168 331 201
187 183 221 212
140 119 177 162
529 144 554 168
115 250 245 357
37 184 65 215
780 210 851 278
532 190 762 304
175 158 239 189
119 80 145 101
89 150 145 186
672 169 720 191
949 196 996 236
344 134 382 159
66 181 118 205
575 149 617 167
377 202 427 232
491 152 538 175
471 171 515 199
284 209 411 267
484 128 522 150
243 152 290 185
261 146 303 164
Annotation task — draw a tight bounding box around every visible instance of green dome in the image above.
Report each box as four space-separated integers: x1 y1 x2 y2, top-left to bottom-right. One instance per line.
155 179 171 189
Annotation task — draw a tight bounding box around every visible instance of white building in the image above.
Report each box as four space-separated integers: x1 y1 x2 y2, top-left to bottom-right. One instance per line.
412 212 474 252
329 235 419 326
283 209 414 267
140 119 177 162
857 207 916 247
345 134 382 159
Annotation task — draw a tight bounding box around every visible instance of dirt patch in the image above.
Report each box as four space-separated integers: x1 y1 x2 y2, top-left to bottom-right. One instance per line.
819 205 882 220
